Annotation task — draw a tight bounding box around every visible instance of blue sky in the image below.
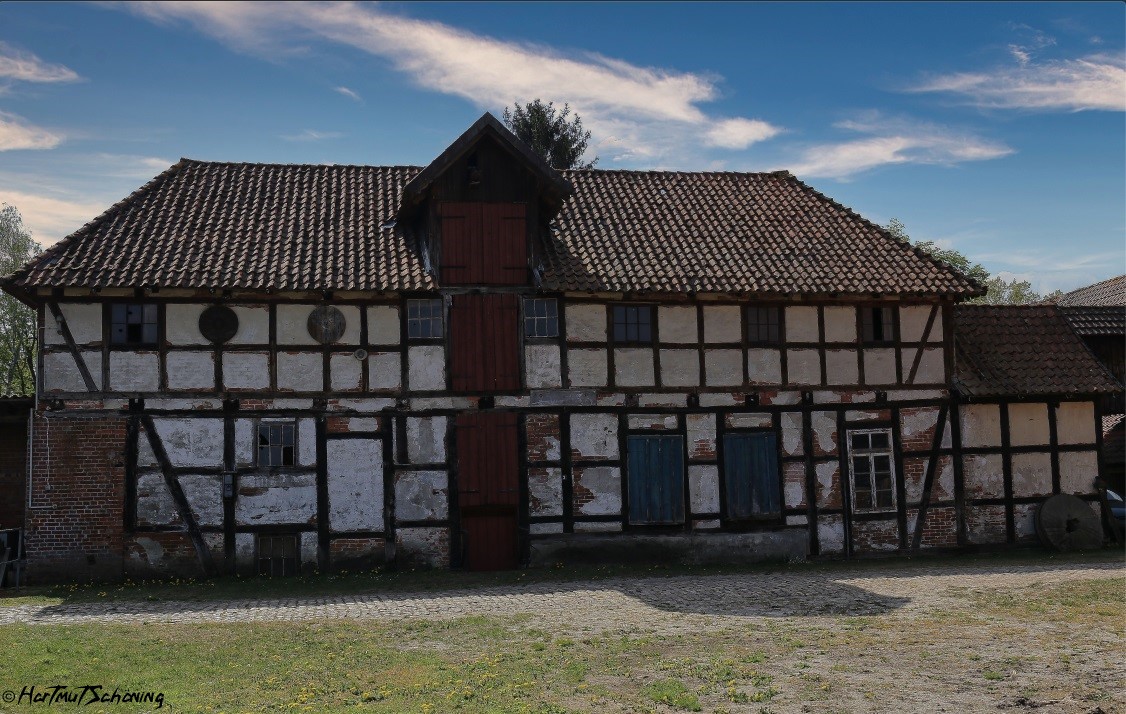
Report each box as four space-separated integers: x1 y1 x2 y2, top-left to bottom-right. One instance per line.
1 1 1123 292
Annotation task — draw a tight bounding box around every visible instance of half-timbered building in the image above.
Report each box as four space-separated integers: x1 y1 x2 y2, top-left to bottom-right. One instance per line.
2 113 1117 581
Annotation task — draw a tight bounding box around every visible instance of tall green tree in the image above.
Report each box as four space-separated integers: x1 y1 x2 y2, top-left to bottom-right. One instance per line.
1 204 40 395
502 99 598 170
885 218 1061 305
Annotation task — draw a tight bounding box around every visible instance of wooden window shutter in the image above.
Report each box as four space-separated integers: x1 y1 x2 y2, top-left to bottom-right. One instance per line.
440 202 527 286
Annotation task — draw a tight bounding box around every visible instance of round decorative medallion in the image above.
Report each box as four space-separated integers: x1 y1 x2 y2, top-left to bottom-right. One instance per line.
198 305 239 344
308 305 347 344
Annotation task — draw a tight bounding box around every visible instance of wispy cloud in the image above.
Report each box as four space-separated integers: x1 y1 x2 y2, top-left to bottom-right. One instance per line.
0 190 110 246
784 113 1012 180
0 111 64 151
910 52 1125 112
0 42 81 84
334 85 362 102
281 129 344 142
117 1 782 164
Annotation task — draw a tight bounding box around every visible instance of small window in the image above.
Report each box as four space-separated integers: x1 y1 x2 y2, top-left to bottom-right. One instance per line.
524 298 559 338
848 429 895 511
257 422 295 467
110 303 159 346
407 298 444 339
861 307 895 343
257 534 298 577
612 305 653 343
747 306 782 344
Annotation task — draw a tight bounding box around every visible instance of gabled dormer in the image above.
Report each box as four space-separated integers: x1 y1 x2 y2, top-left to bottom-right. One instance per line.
399 112 573 287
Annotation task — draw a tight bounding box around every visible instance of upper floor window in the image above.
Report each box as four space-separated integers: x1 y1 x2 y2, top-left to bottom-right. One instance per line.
611 305 653 344
524 298 559 338
258 421 296 467
109 303 159 346
861 306 895 343
406 298 444 339
848 429 895 511
747 306 782 344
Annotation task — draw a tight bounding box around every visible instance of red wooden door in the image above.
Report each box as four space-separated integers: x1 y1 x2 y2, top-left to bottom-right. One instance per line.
449 293 521 393
439 202 527 285
456 412 520 571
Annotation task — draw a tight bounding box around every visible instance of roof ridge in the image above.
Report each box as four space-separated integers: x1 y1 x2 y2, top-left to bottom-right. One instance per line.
178 158 427 170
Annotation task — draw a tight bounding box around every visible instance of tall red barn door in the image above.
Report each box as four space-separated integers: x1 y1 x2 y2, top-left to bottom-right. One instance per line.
456 411 520 571
449 293 521 393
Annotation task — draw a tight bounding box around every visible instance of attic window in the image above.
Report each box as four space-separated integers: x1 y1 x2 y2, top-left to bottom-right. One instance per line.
862 307 895 343
109 303 159 346
612 305 653 344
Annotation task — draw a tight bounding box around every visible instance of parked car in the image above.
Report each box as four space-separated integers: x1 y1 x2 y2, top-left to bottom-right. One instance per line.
1107 489 1125 526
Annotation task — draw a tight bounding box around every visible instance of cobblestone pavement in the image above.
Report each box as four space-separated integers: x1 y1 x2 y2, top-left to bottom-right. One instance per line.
0 560 1120 634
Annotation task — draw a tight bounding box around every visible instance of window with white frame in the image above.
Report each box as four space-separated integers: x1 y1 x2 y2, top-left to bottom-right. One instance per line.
406 298 444 339
523 298 559 338
847 429 895 511
257 421 296 467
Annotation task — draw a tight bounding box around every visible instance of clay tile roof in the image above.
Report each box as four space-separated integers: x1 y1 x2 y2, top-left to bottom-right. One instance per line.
1057 274 1126 307
1059 305 1126 337
953 305 1122 398
4 162 983 297
1103 414 1124 467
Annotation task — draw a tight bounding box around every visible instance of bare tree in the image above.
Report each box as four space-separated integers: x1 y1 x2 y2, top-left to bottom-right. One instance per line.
1 204 40 395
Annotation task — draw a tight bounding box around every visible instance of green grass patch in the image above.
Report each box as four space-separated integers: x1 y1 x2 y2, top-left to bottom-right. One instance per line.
644 678 702 711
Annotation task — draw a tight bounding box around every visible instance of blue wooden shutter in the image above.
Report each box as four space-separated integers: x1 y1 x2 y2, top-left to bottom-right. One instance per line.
627 435 685 524
723 432 781 518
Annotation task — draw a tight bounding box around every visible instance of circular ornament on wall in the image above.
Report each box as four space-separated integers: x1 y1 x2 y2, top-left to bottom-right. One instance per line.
198 305 239 344
308 305 347 344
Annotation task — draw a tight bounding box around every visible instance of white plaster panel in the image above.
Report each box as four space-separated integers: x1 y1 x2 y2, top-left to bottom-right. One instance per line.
277 352 323 392
43 350 101 392
526 344 562 389
222 352 270 390
961 404 1002 448
110 351 159 392
823 306 856 343
530 523 564 535
660 349 700 387
699 393 742 407
658 306 698 344
406 416 447 464
899 305 937 343
135 473 177 526
1056 402 1097 445
368 351 401 391
727 412 772 429
330 353 363 391
566 303 606 342
786 306 820 343
703 305 741 344
152 417 225 468
570 413 619 460
1059 450 1099 495
627 414 677 430
964 453 1004 498
1008 403 1050 446
705 349 743 386
337 305 362 345
863 348 897 385
298 418 317 467
236 472 317 525
528 467 564 517
276 304 318 345
614 348 655 386
901 408 940 439
407 345 446 391
334 397 395 411
235 533 255 568
228 305 270 345
638 393 687 407
818 515 845 554
166 351 215 391
166 304 208 345
567 348 608 387
299 532 318 567
689 465 720 514
367 305 401 345
179 474 223 527
784 462 806 508
812 410 837 454
1012 452 1053 498
787 349 821 386
687 413 716 455
747 348 782 385
576 467 621 515
235 419 255 467
327 438 384 532
815 462 839 509
137 430 157 467
573 521 622 533
45 303 103 345
825 349 859 385
395 470 448 521
781 412 804 456
903 348 945 384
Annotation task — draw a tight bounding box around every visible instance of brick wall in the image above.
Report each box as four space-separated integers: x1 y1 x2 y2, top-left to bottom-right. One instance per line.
24 412 126 582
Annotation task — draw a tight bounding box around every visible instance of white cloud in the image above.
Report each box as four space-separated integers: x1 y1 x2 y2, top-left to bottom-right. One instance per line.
117 1 781 164
785 114 1012 180
0 111 63 151
334 85 362 102
281 129 344 142
0 42 80 83
910 53 1125 112
0 190 110 246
